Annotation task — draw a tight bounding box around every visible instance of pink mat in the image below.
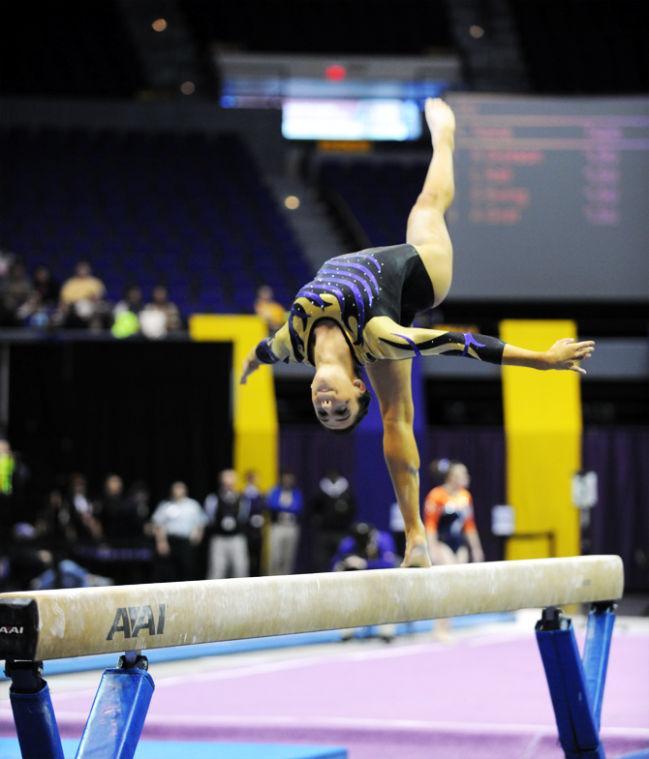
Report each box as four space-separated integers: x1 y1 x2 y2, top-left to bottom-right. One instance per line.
2 629 648 758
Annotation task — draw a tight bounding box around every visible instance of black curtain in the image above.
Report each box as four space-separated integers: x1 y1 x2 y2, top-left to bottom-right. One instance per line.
8 340 232 513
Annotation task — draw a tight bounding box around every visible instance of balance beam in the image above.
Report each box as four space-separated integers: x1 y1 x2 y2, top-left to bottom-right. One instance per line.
0 556 622 662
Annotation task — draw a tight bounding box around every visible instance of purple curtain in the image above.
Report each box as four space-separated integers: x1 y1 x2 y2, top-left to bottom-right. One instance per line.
280 425 649 588
583 428 649 591
279 427 357 500
279 425 506 566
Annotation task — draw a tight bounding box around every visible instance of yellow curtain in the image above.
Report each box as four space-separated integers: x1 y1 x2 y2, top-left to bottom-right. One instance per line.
501 320 581 559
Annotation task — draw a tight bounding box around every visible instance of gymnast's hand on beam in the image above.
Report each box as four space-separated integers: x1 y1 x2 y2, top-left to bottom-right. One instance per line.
240 351 260 384
544 338 596 375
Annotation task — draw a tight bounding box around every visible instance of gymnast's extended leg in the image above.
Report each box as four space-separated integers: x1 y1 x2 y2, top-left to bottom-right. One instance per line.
406 98 456 305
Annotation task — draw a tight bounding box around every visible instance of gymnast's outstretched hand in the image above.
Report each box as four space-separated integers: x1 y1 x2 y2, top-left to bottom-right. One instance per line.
544 338 596 375
240 350 260 384
502 337 595 374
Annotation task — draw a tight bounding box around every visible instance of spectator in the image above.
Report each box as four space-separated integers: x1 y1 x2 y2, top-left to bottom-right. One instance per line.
95 474 146 542
112 284 144 339
266 471 303 575
114 285 144 316
0 438 16 497
332 522 398 641
4 523 48 589
0 248 14 278
59 261 108 329
254 285 285 334
34 490 76 550
0 438 17 534
241 470 265 576
17 266 61 329
16 291 52 329
127 479 151 526
0 261 33 325
204 469 249 579
5 522 111 591
140 285 181 338
0 438 29 536
311 468 356 572
60 260 105 305
151 481 207 582
32 265 60 306
332 522 398 572
66 473 102 543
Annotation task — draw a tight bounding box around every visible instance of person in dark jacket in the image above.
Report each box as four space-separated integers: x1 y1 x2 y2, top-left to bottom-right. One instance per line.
95 474 146 542
311 468 356 572
204 469 249 579
241 469 265 576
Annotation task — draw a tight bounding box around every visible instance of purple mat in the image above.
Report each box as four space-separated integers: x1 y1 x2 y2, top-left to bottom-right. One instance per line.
2 629 648 758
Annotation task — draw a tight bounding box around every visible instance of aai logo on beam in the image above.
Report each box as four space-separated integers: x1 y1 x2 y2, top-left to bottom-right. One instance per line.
106 605 166 641
0 626 24 634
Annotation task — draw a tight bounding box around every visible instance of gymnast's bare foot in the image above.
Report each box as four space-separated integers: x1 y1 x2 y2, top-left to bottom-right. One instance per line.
425 97 455 148
432 619 453 643
401 534 432 568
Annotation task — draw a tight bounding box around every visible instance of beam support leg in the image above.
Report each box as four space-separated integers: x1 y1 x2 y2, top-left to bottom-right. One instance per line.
5 659 64 759
75 653 154 759
536 606 611 758
582 602 616 730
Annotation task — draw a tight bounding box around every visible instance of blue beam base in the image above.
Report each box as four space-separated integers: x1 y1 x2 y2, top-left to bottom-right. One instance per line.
536 604 616 759
9 681 64 759
582 602 616 731
75 658 154 759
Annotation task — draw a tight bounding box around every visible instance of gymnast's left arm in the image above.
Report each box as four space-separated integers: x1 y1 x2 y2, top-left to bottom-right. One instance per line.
372 320 595 374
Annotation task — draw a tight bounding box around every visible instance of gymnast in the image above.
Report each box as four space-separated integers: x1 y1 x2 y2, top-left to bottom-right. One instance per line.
241 98 595 568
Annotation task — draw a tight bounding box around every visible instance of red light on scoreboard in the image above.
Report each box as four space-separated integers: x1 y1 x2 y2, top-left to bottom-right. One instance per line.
325 64 347 82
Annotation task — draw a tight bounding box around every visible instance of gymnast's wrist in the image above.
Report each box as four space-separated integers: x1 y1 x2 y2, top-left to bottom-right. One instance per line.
502 344 551 370
537 350 553 370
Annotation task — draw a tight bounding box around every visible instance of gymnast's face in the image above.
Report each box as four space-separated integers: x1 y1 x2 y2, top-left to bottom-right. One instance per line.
311 365 365 430
447 464 470 489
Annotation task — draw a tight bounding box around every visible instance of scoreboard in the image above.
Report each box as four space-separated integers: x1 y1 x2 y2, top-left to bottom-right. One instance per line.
445 95 649 301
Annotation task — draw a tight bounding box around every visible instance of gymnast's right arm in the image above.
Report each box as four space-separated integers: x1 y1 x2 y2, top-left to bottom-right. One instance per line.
365 360 426 548
240 323 292 384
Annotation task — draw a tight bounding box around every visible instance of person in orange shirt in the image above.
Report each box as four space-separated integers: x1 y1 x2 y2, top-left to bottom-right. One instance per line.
424 461 484 566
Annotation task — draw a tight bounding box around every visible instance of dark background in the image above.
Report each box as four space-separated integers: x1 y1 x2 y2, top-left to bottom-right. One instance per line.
7 341 233 511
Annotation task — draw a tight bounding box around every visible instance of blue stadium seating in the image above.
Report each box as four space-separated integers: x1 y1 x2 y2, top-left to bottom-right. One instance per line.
319 159 430 249
0 128 311 315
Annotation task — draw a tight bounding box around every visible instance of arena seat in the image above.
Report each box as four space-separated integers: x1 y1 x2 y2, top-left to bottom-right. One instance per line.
319 159 429 249
0 128 311 315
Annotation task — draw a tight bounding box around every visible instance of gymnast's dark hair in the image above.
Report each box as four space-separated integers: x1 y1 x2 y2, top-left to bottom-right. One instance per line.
329 387 371 435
